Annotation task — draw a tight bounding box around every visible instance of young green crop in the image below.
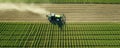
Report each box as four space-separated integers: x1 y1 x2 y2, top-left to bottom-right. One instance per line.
0 22 120 48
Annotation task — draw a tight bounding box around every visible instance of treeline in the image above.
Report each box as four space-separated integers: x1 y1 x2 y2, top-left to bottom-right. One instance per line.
0 0 120 4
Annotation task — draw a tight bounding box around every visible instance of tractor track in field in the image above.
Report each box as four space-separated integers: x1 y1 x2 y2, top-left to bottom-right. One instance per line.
0 4 120 22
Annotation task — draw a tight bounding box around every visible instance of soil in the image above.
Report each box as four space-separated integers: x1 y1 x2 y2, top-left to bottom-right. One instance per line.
0 4 120 22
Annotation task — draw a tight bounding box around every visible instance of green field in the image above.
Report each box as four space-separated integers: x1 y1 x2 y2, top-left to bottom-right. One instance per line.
1 22 120 48
0 0 120 4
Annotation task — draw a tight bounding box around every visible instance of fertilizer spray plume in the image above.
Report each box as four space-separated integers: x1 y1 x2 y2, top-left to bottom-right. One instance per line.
0 3 50 18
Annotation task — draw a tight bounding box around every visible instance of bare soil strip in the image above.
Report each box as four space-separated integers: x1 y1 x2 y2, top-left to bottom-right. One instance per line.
0 4 120 22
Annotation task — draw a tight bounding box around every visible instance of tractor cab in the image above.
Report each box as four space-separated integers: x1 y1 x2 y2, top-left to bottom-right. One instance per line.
55 15 62 21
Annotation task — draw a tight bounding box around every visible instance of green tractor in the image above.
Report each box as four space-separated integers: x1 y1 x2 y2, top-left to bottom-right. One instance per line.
46 13 66 28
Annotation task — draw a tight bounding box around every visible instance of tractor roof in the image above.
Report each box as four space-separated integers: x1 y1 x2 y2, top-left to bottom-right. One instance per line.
55 15 61 18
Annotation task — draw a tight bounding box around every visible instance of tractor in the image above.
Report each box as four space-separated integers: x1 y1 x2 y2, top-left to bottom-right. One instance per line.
46 13 66 29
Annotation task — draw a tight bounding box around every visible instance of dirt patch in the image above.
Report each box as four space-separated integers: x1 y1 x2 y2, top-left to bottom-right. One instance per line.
0 4 120 22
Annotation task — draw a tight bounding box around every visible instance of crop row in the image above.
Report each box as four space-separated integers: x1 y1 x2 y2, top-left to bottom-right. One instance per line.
0 22 120 48
0 0 120 4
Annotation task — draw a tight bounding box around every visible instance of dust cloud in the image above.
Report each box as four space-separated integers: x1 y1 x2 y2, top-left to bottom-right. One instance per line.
0 3 50 18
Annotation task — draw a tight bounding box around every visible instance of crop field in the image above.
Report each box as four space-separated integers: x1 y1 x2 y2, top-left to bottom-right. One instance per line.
0 4 120 48
0 0 120 48
0 0 120 4
0 22 120 48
